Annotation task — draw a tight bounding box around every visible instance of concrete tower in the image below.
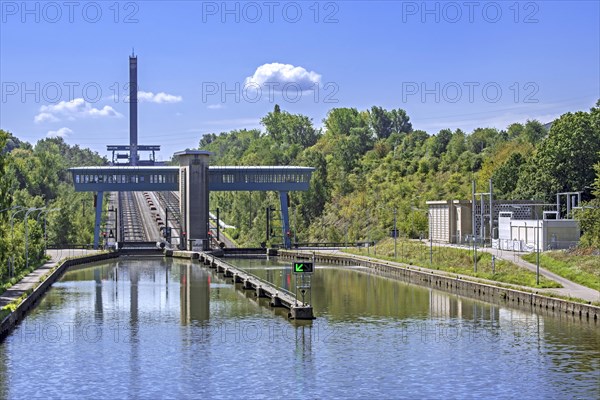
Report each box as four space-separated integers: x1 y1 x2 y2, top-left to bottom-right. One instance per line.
174 150 212 250
129 53 138 166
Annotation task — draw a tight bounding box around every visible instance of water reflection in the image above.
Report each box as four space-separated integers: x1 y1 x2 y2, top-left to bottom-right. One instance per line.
0 257 597 399
180 262 210 324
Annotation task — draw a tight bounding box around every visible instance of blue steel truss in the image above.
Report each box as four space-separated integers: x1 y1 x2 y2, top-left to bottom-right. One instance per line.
70 165 313 249
69 166 313 192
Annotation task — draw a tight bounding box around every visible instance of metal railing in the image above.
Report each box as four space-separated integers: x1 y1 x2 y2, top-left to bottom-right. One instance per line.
213 255 296 298
291 241 375 248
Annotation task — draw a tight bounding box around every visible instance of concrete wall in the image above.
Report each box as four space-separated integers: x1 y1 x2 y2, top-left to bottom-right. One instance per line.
0 252 119 340
279 250 599 322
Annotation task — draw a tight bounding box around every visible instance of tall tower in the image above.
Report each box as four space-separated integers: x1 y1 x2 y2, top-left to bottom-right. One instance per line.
129 53 138 166
107 53 160 166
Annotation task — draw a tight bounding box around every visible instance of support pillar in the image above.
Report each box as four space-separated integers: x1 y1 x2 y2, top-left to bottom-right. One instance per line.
93 191 104 249
175 150 211 250
279 191 291 249
270 296 283 307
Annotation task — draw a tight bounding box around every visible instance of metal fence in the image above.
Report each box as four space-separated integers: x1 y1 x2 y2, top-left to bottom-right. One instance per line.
492 239 580 252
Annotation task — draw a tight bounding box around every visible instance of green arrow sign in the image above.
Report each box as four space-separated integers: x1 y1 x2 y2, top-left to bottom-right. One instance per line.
293 261 314 273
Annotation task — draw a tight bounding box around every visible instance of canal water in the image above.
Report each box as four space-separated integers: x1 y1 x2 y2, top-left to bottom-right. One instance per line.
0 257 598 399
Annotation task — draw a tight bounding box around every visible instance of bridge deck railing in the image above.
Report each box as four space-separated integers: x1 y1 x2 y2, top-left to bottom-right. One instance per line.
211 254 297 299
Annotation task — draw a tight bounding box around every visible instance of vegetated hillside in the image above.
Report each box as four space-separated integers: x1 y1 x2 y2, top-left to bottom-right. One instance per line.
204 102 600 248
0 130 107 278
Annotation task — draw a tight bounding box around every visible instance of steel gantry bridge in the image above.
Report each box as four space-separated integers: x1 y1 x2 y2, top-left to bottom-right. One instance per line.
69 54 314 250
69 162 314 249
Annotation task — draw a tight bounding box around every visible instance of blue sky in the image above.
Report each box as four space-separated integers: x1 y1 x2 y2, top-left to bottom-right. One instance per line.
1 0 598 159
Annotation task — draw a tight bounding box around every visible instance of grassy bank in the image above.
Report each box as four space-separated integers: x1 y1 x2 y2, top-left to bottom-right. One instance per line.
522 250 600 291
0 256 49 294
344 238 561 288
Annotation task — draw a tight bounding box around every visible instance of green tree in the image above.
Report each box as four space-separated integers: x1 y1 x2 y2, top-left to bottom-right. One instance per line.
324 108 367 136
522 120 547 144
467 127 500 154
369 106 393 139
515 106 600 201
389 108 412 134
491 153 526 198
0 130 11 211
575 162 600 249
261 105 319 148
429 128 453 157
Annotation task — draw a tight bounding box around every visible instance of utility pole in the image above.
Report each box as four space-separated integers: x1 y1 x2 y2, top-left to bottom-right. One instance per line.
536 208 540 285
216 207 220 241
25 207 45 271
489 179 494 247
9 207 26 276
472 180 477 273
266 206 270 242
393 208 397 259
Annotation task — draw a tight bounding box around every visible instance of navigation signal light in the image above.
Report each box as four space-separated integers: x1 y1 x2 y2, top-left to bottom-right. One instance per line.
293 261 314 274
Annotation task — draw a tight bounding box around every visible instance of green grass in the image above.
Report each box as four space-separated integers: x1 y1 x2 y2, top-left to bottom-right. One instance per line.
522 250 600 291
220 228 239 247
0 255 49 294
344 237 561 289
0 257 51 321
0 289 33 321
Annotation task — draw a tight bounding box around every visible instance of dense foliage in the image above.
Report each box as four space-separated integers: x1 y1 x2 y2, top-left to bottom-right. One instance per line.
205 102 600 248
0 130 106 280
1 99 598 280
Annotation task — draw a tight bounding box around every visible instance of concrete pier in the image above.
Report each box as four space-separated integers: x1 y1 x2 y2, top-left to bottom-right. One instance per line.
169 250 314 319
279 249 599 322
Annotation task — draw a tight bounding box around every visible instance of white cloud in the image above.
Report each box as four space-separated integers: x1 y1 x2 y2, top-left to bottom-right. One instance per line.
138 91 182 103
87 105 122 117
34 98 122 123
207 104 224 110
34 112 59 123
245 63 321 91
46 127 73 138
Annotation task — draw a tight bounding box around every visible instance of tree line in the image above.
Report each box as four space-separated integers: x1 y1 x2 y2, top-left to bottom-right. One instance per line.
0 131 106 281
203 102 600 248
1 99 598 282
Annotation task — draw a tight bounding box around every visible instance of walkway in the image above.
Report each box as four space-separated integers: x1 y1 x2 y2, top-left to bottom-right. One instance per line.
468 246 600 303
310 247 600 304
0 250 100 309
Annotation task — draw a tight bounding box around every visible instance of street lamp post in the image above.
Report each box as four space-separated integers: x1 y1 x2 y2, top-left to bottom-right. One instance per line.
25 207 45 271
9 206 27 277
536 208 540 286
371 205 399 259
37 208 59 259
411 206 432 264
1 206 22 277
0 205 22 214
393 208 397 259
